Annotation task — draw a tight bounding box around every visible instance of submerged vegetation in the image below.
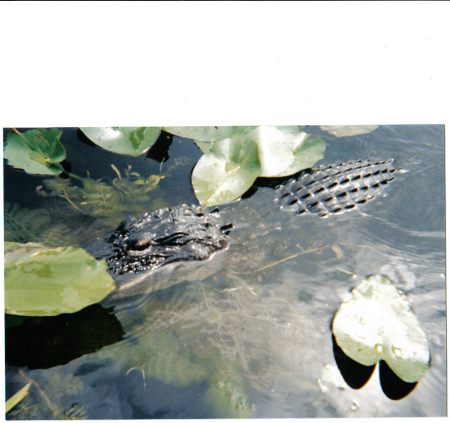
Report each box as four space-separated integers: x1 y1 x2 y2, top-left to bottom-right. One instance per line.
38 165 163 227
4 203 71 247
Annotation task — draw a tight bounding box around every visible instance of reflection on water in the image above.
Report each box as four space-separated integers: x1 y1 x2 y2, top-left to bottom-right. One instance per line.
5 125 446 418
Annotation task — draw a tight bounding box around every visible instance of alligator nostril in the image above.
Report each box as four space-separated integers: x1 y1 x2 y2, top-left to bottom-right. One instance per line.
221 223 233 235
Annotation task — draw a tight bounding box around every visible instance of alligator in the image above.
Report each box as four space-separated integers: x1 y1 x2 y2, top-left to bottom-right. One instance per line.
84 159 397 301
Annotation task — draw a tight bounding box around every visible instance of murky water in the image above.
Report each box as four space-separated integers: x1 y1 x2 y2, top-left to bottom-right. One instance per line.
4 125 446 418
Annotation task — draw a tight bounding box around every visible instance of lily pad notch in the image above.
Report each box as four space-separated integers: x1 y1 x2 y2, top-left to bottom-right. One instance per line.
332 274 430 398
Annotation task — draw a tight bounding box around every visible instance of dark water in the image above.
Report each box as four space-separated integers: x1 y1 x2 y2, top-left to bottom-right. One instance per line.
4 125 446 418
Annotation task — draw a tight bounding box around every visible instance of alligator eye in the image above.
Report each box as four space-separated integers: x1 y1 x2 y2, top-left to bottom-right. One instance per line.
128 239 152 252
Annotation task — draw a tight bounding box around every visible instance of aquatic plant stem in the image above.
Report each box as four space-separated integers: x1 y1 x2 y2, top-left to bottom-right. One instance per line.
5 382 31 413
18 370 58 417
250 245 328 273
61 169 84 181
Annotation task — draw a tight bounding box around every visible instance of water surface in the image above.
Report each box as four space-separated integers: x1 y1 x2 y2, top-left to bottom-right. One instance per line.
4 125 446 418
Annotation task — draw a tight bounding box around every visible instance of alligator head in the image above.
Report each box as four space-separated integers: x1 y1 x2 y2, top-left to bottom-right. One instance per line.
86 204 232 299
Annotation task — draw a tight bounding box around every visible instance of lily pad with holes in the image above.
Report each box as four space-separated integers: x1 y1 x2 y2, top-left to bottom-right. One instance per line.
4 128 65 175
80 127 161 156
332 274 430 383
191 137 261 206
5 242 116 316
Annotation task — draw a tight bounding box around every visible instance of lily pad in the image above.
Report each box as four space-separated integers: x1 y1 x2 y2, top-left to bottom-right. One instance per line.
332 274 430 383
80 127 161 156
163 126 257 142
4 128 65 175
195 140 215 154
246 126 326 177
191 137 261 206
5 243 116 316
320 125 379 137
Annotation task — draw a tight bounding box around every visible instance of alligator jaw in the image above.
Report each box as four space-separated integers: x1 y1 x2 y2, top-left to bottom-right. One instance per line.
103 247 229 302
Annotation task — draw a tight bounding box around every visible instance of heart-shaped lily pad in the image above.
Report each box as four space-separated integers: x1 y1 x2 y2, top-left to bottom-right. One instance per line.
191 137 261 206
332 275 430 383
246 126 326 177
80 127 161 156
5 242 116 316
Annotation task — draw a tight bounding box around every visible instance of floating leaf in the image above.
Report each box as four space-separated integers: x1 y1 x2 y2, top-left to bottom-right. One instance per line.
163 126 257 142
5 243 116 316
4 128 65 175
320 125 379 137
245 126 326 177
191 138 261 206
195 140 215 154
6 382 32 413
332 274 430 383
80 127 161 156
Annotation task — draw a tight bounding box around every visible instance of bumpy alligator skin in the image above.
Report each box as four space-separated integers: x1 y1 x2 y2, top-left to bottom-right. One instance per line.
275 159 396 217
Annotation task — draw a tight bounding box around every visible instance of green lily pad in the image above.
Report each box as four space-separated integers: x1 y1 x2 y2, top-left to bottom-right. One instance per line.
246 126 326 177
195 140 215 154
5 243 116 316
4 128 65 175
191 138 261 206
332 275 430 383
163 126 257 142
80 127 161 156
